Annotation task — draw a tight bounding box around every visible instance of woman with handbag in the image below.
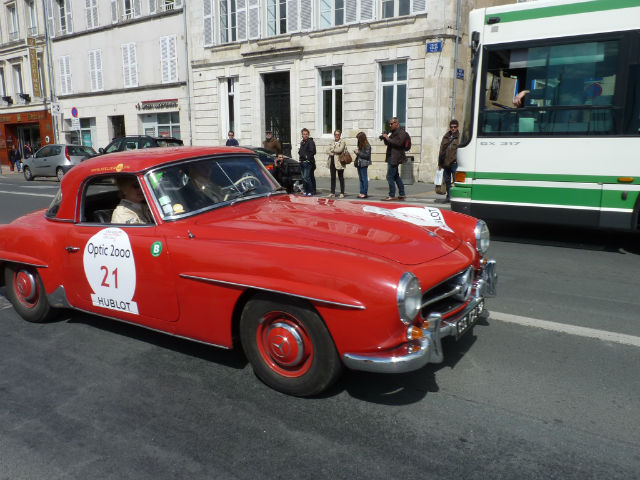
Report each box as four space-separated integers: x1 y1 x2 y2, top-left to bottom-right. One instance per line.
354 132 371 198
327 130 347 198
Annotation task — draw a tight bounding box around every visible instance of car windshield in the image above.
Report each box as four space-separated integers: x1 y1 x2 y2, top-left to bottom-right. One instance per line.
146 155 280 219
156 138 183 147
68 145 97 156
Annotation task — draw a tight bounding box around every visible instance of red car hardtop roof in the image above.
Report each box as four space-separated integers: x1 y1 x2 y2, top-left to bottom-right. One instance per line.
55 146 255 221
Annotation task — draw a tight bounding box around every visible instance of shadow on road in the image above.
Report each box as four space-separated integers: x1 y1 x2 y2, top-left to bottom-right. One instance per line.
489 220 640 255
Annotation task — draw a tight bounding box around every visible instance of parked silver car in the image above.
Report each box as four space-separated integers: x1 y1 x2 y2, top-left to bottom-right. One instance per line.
23 144 98 181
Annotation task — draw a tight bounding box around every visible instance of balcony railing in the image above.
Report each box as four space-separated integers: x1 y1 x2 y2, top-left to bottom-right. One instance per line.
8 30 19 41
123 8 135 20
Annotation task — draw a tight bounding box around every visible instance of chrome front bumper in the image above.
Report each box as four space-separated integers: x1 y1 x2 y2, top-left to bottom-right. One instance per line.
342 259 497 374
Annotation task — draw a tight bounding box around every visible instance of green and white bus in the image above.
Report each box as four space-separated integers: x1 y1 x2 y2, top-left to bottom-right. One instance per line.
452 0 640 230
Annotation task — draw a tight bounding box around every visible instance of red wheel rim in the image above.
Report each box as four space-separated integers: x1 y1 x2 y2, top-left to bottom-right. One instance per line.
256 312 314 377
14 270 38 309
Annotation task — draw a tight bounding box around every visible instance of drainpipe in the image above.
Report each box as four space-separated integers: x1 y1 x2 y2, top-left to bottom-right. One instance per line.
182 1 193 145
451 0 462 119
41 0 58 144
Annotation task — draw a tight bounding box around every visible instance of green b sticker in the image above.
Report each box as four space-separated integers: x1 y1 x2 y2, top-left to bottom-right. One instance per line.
150 241 163 257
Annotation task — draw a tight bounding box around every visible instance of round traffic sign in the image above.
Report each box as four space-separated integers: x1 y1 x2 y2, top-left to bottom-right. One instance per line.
71 107 78 118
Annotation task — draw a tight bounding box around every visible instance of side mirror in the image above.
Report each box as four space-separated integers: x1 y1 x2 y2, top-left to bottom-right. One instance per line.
98 148 104 154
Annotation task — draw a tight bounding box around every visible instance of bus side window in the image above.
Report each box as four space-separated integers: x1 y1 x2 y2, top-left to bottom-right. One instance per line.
625 65 640 134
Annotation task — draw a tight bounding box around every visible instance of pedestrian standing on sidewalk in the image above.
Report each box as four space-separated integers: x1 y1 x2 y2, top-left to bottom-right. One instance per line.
263 130 282 155
380 117 407 201
23 142 33 158
438 119 460 202
354 132 371 198
225 130 239 146
298 128 316 196
9 144 21 172
326 130 346 198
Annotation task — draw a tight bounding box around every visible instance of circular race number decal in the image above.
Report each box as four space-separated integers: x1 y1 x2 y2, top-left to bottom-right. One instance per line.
83 228 139 314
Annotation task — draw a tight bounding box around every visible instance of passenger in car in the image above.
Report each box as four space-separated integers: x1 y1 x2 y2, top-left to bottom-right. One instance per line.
111 176 153 224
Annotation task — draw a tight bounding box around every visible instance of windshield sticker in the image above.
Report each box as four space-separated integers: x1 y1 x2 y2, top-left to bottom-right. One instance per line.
83 228 139 315
363 206 452 231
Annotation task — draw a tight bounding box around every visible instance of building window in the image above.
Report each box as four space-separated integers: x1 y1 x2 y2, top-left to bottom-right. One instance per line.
219 0 238 43
160 35 178 83
221 77 238 135
7 3 19 40
89 50 103 91
203 0 215 46
57 0 73 35
86 0 98 28
157 112 181 138
37 58 46 97
380 62 407 131
320 0 344 28
80 118 96 146
58 56 71 94
266 0 287 36
121 0 141 20
320 68 342 135
13 63 23 95
121 43 138 88
382 0 424 19
27 1 38 36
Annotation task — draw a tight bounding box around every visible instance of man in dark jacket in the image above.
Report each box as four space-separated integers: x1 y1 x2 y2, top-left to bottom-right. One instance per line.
263 130 282 155
9 144 22 172
380 117 407 201
298 128 316 196
438 119 460 202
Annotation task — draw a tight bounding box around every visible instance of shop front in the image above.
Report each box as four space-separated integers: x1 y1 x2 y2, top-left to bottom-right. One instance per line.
0 110 53 167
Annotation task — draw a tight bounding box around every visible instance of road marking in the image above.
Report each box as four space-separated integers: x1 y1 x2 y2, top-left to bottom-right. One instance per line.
491 311 640 347
0 189 55 198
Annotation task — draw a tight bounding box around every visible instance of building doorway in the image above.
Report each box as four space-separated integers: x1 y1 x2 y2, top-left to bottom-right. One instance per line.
264 72 291 156
109 115 125 141
17 124 40 157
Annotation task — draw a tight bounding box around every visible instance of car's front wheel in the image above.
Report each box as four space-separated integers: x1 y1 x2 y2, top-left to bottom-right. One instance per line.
23 167 33 181
4 265 57 323
56 167 64 182
240 293 342 396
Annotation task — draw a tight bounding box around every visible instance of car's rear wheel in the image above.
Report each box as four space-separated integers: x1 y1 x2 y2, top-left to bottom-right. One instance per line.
240 293 342 396
23 167 33 181
4 265 57 323
56 167 64 182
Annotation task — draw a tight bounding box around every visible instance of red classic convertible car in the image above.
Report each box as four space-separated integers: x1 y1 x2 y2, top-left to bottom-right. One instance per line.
0 146 496 396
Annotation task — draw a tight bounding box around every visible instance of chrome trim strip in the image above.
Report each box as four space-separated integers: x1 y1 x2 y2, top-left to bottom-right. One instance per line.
179 273 366 310
0 257 48 268
421 285 462 308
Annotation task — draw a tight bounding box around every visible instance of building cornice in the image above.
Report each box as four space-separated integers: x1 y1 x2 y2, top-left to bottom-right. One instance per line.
57 82 186 100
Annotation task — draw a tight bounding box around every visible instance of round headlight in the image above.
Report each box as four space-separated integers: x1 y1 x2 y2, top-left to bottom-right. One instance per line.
474 220 490 255
397 272 422 325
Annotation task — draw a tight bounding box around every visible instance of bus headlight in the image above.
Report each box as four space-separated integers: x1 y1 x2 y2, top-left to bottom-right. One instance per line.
397 272 422 325
474 220 490 255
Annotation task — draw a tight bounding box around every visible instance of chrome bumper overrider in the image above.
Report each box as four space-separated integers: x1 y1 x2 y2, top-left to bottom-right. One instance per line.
342 259 498 374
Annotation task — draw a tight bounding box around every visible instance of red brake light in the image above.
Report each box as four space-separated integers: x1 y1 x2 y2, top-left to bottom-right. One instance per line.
266 164 274 171
65 147 71 160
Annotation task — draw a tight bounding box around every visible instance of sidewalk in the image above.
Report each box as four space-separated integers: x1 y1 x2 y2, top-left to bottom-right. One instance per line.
1 164 450 208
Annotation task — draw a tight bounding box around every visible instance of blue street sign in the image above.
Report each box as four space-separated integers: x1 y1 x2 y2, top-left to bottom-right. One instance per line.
456 68 464 80
71 107 78 118
426 41 442 53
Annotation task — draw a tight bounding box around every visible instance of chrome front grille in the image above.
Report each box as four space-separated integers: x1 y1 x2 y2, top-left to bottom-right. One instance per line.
421 267 474 318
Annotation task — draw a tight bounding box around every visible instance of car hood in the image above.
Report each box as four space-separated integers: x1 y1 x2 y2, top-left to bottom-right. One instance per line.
191 196 464 265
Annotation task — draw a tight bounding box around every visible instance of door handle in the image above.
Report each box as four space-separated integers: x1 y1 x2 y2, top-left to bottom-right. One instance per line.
65 246 80 253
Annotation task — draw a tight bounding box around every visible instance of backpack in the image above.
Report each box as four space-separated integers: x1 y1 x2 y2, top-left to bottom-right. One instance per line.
403 131 411 151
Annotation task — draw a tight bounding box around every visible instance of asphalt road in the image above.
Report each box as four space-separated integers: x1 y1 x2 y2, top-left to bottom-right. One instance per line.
1 173 639 479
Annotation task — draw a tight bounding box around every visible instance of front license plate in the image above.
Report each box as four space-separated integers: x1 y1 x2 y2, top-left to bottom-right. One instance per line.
456 305 480 339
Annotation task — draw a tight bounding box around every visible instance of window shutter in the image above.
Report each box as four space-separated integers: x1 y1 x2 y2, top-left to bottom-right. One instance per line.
96 50 103 90
300 0 312 30
168 36 177 82
149 0 157 13
111 0 118 23
64 0 73 33
85 0 92 27
345 0 357 24
129 44 138 86
411 0 426 14
58 57 64 93
360 0 374 21
89 51 96 90
287 0 299 33
122 45 130 86
134 0 142 17
46 0 56 37
237 0 247 41
160 37 169 83
248 0 259 39
59 56 71 94
203 0 215 46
